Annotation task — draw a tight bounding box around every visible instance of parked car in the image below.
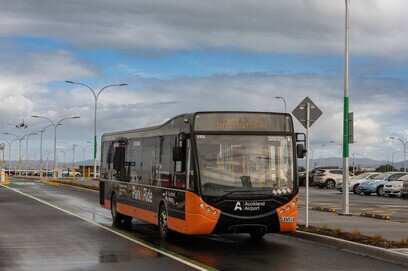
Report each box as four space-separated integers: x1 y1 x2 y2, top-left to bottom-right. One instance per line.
384 174 408 197
402 176 408 199
298 166 339 186
61 171 82 177
358 172 407 196
313 169 347 189
336 172 380 194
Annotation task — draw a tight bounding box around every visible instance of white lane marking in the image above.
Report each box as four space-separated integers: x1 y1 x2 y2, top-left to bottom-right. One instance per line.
0 184 210 271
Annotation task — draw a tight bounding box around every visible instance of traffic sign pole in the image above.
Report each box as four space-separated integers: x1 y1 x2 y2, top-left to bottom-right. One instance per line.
305 102 310 228
292 96 322 228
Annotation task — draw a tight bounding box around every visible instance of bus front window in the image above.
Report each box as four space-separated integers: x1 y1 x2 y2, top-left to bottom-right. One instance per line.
196 135 294 197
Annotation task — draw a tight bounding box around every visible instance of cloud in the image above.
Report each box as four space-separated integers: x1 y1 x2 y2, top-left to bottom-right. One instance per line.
2 71 407 161
1 0 407 58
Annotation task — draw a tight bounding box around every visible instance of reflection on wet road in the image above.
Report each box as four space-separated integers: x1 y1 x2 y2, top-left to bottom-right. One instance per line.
1 180 407 271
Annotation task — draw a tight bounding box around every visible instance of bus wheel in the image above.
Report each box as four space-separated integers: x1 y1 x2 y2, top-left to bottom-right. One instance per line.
159 204 170 240
250 231 266 240
111 194 124 226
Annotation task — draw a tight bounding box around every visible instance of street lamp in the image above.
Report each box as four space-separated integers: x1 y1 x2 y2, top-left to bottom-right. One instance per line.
3 133 26 176
0 138 18 170
38 124 57 174
31 115 80 178
341 0 351 215
66 80 127 178
310 144 326 166
73 142 93 178
392 151 403 168
389 137 406 172
275 96 287 113
25 131 38 177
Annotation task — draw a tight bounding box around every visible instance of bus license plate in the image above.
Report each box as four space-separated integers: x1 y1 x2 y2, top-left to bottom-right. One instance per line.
281 216 294 223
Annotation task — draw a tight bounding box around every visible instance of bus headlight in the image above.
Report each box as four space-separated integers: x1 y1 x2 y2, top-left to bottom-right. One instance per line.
286 206 290 211
279 209 284 214
206 207 211 212
212 210 218 215
291 201 296 206
199 203 205 208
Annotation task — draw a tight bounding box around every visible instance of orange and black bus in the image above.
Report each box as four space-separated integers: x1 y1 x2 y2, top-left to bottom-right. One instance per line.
99 111 304 239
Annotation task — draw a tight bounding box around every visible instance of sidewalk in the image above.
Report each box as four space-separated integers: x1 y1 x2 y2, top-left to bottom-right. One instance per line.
297 208 408 242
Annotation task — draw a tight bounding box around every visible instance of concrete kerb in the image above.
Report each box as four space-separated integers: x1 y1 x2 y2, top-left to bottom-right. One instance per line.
48 181 99 193
295 231 408 267
311 206 393 221
360 213 391 220
311 206 337 213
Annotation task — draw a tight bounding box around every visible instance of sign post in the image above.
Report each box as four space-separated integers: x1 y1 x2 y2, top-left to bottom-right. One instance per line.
293 97 322 228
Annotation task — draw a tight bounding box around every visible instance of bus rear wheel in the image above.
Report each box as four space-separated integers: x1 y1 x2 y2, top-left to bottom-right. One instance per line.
111 194 124 226
159 204 172 240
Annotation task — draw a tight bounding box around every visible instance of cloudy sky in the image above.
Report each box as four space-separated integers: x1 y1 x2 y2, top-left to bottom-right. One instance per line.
0 0 407 163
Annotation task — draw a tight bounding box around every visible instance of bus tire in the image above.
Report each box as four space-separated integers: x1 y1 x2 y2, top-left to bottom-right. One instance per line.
158 203 171 240
250 231 266 240
111 193 124 226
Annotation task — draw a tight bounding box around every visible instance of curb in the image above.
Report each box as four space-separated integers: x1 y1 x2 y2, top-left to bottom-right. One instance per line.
295 231 408 267
311 206 337 213
50 180 99 192
360 213 391 220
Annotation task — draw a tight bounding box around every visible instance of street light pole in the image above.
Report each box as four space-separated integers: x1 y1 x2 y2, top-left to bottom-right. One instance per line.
25 132 38 177
4 133 26 177
389 137 406 172
275 96 287 113
31 115 80 178
39 124 54 174
342 0 350 215
65 81 127 179
73 142 92 178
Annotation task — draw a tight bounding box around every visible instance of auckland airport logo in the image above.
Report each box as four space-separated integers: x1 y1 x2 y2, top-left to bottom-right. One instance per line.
234 202 242 211
234 201 265 211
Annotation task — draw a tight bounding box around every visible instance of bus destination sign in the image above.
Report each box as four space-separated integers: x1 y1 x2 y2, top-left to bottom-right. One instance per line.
194 112 292 132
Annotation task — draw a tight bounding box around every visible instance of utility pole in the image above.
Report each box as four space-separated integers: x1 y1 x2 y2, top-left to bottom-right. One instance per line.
342 0 350 215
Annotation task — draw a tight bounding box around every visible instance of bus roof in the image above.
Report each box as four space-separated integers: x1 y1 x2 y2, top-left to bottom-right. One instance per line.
102 111 293 140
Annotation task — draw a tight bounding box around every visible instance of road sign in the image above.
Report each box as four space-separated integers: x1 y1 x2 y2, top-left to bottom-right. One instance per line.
292 97 322 228
292 97 322 129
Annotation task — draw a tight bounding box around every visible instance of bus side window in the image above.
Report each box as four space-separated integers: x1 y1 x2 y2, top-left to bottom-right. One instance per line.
173 136 186 189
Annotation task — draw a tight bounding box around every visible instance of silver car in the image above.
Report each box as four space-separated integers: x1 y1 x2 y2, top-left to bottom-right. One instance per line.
402 176 408 198
336 172 380 194
384 174 408 197
313 169 344 189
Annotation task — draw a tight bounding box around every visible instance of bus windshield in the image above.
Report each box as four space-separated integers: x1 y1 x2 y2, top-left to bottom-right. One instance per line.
196 135 294 197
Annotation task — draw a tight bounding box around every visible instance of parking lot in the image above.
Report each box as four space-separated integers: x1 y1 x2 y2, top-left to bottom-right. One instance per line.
298 186 408 223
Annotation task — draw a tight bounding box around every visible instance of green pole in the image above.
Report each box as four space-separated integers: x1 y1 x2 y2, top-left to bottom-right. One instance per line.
343 97 349 157
94 135 97 159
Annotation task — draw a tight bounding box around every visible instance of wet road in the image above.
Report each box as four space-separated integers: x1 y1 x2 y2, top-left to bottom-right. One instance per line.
1 180 407 271
0 183 196 271
298 187 408 222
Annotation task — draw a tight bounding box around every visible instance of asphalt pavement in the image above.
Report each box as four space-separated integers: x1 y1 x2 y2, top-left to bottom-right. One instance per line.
0 179 407 271
0 183 196 271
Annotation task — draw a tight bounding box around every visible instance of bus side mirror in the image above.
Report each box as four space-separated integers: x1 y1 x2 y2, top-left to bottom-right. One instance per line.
173 146 185 161
297 144 307 158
